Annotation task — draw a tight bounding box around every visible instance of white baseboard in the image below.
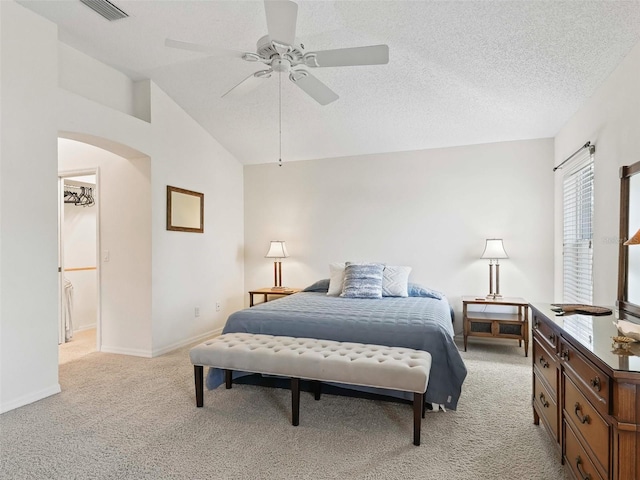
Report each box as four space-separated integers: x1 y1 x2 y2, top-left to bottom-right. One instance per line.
0 384 61 414
151 328 223 357
99 328 223 359
74 324 96 333
100 345 153 358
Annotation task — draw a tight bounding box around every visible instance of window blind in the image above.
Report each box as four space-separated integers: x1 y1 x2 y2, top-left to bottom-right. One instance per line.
562 149 594 304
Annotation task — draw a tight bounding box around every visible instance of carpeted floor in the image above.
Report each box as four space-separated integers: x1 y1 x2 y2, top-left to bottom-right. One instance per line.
0 337 567 480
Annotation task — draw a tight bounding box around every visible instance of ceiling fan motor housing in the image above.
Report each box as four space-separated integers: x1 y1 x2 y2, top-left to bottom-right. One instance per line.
256 34 304 63
272 58 291 72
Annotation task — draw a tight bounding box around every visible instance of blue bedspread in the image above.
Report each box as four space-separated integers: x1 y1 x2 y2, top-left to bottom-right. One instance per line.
206 292 467 410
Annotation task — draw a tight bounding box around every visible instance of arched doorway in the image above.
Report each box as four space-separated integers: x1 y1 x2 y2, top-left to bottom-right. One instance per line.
57 134 151 363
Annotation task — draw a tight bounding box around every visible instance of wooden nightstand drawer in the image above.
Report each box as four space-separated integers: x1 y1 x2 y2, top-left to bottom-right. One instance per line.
534 373 558 442
563 374 610 476
533 338 558 397
564 421 605 480
559 339 609 414
532 311 558 350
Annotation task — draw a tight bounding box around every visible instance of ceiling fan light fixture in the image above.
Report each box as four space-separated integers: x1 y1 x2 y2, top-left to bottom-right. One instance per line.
242 52 261 62
289 70 307 82
272 58 291 72
303 53 319 68
254 69 273 79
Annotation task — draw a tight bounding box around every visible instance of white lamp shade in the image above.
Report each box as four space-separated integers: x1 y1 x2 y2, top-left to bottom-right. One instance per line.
481 239 508 259
265 240 289 259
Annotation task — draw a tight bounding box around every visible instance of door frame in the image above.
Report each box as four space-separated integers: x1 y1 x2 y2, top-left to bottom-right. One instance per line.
58 168 102 351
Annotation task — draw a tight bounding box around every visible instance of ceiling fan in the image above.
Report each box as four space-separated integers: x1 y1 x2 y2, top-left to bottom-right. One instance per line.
165 0 389 106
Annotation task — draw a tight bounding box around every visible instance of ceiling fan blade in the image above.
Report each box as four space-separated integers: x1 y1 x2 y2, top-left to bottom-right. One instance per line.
305 45 389 68
222 70 272 99
165 38 244 58
264 0 298 47
289 70 338 106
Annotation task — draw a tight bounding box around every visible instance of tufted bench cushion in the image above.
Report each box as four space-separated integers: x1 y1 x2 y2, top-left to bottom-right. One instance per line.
189 332 432 445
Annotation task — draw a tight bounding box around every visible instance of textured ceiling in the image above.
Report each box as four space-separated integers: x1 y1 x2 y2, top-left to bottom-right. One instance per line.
18 0 640 165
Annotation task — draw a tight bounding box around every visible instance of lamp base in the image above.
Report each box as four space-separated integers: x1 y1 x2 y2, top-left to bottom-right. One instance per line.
271 286 287 291
486 293 503 300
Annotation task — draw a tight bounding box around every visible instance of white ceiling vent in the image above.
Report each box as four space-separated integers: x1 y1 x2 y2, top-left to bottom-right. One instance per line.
80 0 128 21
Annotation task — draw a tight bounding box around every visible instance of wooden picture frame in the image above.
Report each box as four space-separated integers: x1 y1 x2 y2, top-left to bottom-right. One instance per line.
167 185 204 233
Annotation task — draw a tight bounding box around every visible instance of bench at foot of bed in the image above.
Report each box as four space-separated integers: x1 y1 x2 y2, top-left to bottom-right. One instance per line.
189 333 432 446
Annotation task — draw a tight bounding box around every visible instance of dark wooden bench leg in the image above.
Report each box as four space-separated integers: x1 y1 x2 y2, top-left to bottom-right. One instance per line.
291 377 300 426
194 365 204 407
225 369 233 389
413 392 423 446
311 380 321 400
422 399 426 418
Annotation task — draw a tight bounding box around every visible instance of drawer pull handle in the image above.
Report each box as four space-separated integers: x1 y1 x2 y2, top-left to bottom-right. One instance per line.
534 320 540 329
575 456 592 480
548 333 556 342
538 356 549 368
560 350 570 361
589 376 601 392
539 392 549 408
574 402 591 424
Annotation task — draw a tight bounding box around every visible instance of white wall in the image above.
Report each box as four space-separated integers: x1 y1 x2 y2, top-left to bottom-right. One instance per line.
0 1 60 413
554 39 640 305
58 88 244 358
1 1 244 412
244 138 555 331
148 83 245 356
58 42 142 120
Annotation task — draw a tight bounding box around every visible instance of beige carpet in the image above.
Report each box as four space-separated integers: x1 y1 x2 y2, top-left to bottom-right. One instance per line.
59 328 96 365
0 338 567 480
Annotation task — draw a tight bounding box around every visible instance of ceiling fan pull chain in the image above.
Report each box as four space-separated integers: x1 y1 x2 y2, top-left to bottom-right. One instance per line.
279 71 283 167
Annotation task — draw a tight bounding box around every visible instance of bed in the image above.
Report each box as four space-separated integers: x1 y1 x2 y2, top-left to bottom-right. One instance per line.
206 281 467 411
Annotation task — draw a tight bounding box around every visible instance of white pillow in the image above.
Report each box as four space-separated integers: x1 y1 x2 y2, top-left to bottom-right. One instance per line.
327 262 346 296
382 265 412 297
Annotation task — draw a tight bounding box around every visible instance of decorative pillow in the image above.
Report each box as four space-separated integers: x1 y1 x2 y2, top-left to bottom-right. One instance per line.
382 265 412 297
340 263 384 298
327 263 346 296
302 278 330 293
408 283 443 300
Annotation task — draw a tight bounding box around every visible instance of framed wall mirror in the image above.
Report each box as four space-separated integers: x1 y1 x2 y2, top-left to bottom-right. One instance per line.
167 185 204 233
618 159 640 320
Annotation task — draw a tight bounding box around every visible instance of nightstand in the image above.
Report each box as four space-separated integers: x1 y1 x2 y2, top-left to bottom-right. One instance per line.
248 287 301 307
462 296 529 356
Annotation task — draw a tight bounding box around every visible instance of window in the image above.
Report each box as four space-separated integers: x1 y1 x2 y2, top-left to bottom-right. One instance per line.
562 150 594 304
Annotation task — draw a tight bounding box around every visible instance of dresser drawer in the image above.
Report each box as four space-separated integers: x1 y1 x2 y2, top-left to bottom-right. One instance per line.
563 374 610 476
534 373 558 442
532 311 558 350
564 421 605 480
559 339 609 414
533 338 558 396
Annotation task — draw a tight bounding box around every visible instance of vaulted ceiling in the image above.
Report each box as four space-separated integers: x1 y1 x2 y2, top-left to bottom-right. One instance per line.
19 0 640 165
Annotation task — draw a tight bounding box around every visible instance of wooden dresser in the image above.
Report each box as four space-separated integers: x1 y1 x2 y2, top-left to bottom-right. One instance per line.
531 303 640 480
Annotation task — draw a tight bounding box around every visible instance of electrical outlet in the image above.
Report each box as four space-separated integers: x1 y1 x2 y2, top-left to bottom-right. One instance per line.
216 302 221 312
194 307 200 317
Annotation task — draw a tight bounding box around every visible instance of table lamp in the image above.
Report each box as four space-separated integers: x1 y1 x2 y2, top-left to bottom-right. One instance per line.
481 238 509 299
265 240 289 290
624 228 640 245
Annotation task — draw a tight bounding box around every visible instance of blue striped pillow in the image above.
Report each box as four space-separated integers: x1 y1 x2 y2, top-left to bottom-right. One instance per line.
340 263 384 298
